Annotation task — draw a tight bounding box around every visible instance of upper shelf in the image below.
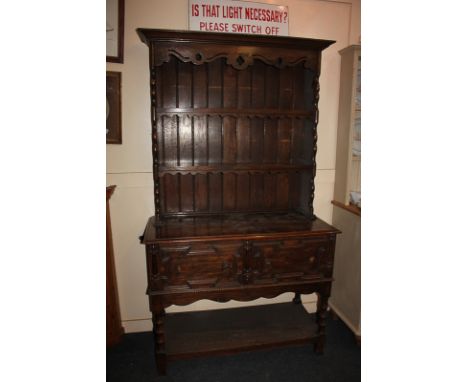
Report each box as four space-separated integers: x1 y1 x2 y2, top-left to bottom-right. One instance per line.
158 163 315 175
155 108 315 119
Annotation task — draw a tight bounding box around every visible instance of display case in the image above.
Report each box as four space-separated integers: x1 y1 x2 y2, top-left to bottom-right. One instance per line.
333 45 361 209
330 44 361 341
137 29 340 375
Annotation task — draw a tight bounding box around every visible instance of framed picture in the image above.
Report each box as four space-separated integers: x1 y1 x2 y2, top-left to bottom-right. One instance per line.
106 0 124 63
106 71 122 144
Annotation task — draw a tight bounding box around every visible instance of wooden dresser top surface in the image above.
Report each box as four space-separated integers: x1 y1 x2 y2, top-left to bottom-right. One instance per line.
142 213 339 243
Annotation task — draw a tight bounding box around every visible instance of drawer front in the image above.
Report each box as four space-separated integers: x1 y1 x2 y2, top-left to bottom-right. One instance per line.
157 241 242 289
252 238 333 283
148 236 334 291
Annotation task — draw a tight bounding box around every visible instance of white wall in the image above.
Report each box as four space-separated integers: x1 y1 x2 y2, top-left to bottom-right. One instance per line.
107 0 361 333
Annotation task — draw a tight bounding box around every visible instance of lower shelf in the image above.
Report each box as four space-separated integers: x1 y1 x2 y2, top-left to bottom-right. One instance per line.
164 302 318 360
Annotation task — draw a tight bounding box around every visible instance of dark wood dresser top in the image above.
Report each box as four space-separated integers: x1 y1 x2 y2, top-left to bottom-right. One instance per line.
142 213 339 243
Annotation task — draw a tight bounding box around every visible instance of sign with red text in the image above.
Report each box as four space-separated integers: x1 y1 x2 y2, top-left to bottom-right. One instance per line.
189 0 289 36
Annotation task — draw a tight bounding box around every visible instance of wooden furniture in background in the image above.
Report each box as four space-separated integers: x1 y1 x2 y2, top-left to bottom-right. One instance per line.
106 71 122 144
107 185 124 346
330 45 361 341
137 29 339 375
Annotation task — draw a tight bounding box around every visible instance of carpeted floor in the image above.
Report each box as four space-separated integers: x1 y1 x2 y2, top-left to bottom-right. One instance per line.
107 314 360 382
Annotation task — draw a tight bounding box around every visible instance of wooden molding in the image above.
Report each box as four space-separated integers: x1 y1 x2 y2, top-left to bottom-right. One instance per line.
331 200 360 217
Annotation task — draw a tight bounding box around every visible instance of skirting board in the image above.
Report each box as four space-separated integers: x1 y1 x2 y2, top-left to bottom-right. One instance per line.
328 301 361 337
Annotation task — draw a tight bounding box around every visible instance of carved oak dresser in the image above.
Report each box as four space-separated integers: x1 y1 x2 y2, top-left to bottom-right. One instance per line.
137 28 339 375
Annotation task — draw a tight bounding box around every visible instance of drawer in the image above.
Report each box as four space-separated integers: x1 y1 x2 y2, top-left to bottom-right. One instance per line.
253 238 333 283
157 241 241 289
149 236 333 291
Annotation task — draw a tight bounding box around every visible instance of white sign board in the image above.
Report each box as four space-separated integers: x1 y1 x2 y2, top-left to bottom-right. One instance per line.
189 0 289 36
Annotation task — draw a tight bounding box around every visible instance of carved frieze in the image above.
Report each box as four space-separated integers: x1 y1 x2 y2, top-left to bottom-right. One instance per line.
152 43 319 70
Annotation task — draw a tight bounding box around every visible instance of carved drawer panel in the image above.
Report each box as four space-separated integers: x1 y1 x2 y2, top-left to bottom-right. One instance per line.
251 238 332 284
149 236 333 292
155 242 242 290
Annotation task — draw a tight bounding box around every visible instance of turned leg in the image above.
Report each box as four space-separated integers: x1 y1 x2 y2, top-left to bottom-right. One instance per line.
152 307 167 375
292 292 302 305
314 290 329 354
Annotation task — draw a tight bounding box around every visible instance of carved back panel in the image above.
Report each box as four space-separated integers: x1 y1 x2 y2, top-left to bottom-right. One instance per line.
137 29 334 219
